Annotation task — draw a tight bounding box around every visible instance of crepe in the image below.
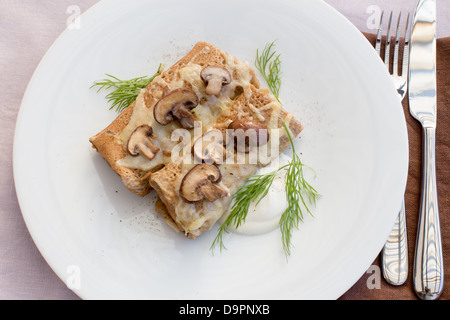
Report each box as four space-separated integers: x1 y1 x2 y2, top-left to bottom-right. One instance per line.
89 41 260 196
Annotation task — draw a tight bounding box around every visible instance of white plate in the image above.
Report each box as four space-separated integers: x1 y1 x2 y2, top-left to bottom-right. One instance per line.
13 0 408 299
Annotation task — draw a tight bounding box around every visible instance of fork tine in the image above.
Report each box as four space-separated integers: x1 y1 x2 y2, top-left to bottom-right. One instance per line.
384 11 394 71
375 11 385 56
393 13 402 76
402 12 412 78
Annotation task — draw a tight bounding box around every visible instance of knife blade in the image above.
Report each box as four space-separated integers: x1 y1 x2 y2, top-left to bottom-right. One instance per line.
408 0 444 300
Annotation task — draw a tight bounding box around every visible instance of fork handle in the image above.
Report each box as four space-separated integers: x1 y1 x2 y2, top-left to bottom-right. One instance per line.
382 200 408 285
413 126 444 300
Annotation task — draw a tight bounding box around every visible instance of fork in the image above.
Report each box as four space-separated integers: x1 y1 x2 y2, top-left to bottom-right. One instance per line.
375 11 411 286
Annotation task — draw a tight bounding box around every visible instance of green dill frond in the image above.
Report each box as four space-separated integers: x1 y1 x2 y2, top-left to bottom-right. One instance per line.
91 63 163 112
255 41 282 102
279 120 320 256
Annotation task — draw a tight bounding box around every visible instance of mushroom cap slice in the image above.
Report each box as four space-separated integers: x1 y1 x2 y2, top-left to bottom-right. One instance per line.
228 119 269 153
193 129 228 164
180 164 229 203
153 88 199 128
172 102 196 129
127 125 160 160
200 66 232 95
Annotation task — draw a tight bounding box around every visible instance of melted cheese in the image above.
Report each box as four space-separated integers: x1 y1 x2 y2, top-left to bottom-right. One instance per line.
116 148 164 171
178 63 203 90
115 50 258 172
118 89 152 142
115 88 175 171
174 163 257 235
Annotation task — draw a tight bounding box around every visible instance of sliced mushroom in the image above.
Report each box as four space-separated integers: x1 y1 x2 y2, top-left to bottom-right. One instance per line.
180 164 229 202
127 125 160 160
153 89 199 129
193 129 228 164
228 119 269 153
200 66 232 95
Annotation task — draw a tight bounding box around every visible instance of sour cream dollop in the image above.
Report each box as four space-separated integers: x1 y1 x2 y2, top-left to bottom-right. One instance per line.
220 153 291 235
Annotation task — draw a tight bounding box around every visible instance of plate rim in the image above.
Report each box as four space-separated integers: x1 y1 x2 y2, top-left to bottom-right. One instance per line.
13 0 409 300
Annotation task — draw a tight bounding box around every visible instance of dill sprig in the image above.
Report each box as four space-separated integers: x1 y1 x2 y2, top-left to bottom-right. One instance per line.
91 64 163 112
279 121 319 256
255 41 282 102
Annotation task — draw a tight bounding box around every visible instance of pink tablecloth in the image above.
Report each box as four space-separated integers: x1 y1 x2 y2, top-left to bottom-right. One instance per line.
1 0 449 300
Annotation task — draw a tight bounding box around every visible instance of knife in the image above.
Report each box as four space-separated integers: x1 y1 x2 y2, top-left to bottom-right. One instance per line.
409 0 444 300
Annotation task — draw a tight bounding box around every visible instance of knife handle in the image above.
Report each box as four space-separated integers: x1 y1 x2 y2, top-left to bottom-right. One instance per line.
413 126 444 300
382 199 408 285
